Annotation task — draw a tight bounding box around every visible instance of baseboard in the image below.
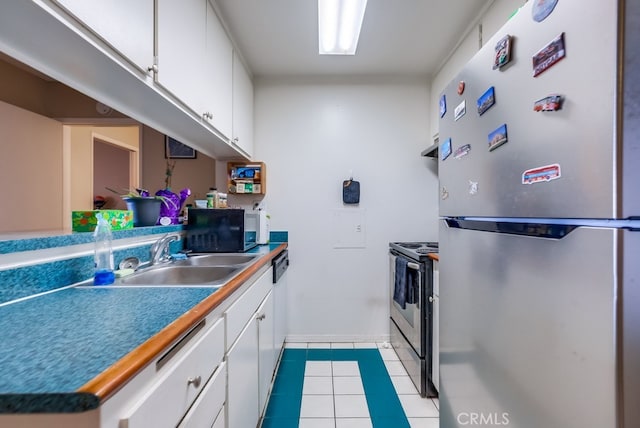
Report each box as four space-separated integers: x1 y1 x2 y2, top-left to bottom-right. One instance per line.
284 334 391 343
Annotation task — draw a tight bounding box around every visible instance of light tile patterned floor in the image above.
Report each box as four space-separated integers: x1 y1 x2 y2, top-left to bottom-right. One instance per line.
260 342 439 428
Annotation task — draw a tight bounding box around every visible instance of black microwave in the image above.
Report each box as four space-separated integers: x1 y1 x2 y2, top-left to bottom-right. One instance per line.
184 209 258 252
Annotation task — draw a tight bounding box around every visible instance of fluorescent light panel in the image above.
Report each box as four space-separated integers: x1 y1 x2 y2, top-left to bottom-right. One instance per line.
318 0 368 55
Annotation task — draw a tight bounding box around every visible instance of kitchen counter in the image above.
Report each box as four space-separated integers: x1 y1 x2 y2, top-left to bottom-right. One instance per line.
0 243 287 414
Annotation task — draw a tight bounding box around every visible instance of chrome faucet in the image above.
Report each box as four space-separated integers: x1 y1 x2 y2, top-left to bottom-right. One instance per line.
149 233 181 265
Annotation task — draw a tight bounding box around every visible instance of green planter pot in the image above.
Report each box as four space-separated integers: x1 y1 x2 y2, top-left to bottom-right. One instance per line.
124 197 162 227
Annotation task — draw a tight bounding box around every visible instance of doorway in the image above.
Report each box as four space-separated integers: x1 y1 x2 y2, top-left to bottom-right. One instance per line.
93 139 132 210
63 125 140 229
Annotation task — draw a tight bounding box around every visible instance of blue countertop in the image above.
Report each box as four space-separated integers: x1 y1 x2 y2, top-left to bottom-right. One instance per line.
0 286 218 412
0 241 288 414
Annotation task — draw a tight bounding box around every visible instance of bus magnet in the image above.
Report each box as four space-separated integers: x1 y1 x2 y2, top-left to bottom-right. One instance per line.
522 163 562 184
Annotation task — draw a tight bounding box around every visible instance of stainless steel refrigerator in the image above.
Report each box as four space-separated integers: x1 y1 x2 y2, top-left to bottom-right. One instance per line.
437 0 640 427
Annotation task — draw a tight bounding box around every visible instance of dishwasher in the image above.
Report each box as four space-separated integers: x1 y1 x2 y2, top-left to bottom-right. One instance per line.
272 250 289 353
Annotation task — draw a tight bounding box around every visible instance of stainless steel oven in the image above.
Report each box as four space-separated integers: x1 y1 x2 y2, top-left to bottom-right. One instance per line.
389 241 438 398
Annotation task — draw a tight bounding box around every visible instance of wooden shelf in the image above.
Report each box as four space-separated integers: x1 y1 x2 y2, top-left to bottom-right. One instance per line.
227 161 266 195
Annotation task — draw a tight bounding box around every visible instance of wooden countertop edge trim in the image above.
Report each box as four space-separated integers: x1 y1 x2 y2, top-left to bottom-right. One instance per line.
77 243 288 402
428 253 439 261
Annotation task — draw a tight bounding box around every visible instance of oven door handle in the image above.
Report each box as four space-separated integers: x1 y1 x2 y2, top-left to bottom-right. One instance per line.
407 262 421 270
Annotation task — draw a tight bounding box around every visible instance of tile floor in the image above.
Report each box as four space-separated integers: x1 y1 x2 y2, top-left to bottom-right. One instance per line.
260 342 439 428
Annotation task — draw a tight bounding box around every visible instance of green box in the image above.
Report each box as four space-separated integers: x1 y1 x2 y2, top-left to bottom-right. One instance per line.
72 210 134 232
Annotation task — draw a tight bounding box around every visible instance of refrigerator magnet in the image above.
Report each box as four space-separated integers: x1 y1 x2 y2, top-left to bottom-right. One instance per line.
532 0 559 22
441 187 449 200
488 124 508 151
533 32 566 77
477 86 496 116
439 94 447 118
457 81 465 95
441 138 452 161
454 100 466 121
534 94 563 111
468 180 479 195
522 163 562 184
493 35 513 70
454 144 471 159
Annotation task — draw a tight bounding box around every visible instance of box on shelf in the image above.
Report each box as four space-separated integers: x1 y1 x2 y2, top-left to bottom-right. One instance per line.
227 161 266 195
72 210 134 232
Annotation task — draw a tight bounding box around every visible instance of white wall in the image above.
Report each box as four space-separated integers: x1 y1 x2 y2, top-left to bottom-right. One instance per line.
429 0 526 138
254 76 438 341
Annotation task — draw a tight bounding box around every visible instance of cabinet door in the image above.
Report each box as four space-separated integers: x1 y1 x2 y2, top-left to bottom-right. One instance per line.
203 0 233 139
212 407 225 428
257 290 275 415
53 0 154 72
225 268 272 351
232 51 254 156
156 0 207 115
120 317 225 428
177 362 226 428
226 316 259 428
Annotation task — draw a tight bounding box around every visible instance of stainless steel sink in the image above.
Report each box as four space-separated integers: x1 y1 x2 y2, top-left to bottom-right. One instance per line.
75 252 261 289
175 253 259 267
115 265 241 286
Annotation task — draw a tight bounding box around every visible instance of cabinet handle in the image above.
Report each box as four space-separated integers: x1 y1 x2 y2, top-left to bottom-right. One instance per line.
256 313 266 321
203 112 213 120
187 375 202 388
156 320 205 370
233 137 239 143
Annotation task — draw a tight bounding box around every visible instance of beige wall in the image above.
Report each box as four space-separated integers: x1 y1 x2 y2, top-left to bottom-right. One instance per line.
0 55 128 120
0 100 63 233
66 126 140 215
45 82 128 120
142 126 216 207
0 55 219 230
0 57 49 116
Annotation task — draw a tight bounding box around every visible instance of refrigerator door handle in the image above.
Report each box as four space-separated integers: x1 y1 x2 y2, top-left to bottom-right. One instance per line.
444 218 579 239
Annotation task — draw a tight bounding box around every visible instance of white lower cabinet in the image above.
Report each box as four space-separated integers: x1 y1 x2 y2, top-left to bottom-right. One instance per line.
225 267 280 428
257 290 275 414
226 315 259 428
212 407 225 428
177 362 226 428
120 317 225 428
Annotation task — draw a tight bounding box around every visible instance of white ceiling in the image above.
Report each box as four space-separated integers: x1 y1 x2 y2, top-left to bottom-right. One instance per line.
214 0 494 78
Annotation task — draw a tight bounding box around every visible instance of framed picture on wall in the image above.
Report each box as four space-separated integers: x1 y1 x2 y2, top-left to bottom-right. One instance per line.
165 136 197 159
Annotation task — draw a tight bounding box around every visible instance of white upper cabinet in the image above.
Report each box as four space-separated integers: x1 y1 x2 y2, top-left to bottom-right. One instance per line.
232 51 254 157
53 0 154 73
204 0 233 140
156 0 207 115
17 0 248 159
157 0 233 140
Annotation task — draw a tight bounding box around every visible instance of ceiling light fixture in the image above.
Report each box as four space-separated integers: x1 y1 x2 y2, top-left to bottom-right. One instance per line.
318 0 368 55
